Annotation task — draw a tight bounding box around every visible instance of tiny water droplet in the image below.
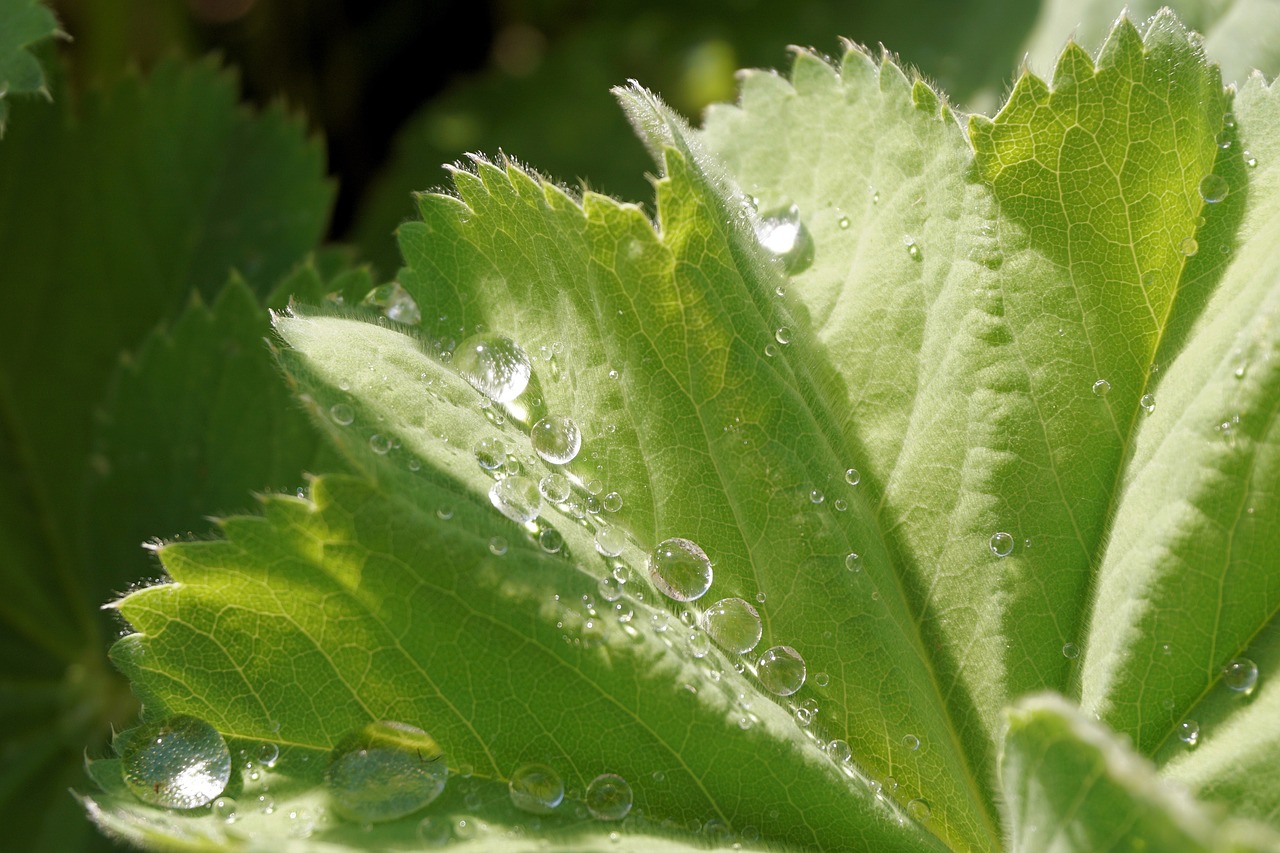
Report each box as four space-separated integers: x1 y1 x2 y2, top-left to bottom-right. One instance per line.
508 763 564 814
1139 393 1156 415
775 327 793 345
453 334 532 402
603 492 623 513
329 404 354 426
369 434 393 455
755 205 814 274
257 742 279 768
530 415 582 465
598 575 623 602
648 537 713 601
122 715 231 810
838 215 851 229
757 645 806 696
989 532 1015 557
489 536 508 556
325 720 447 823
1199 174 1228 204
845 552 860 571
1244 151 1258 168
594 526 627 558
1222 657 1258 694
809 489 825 505
825 739 852 763
1177 719 1200 746
1217 130 1232 150
474 436 506 470
538 528 563 553
585 774 632 821
701 597 763 654
417 815 451 847
764 343 778 357
814 672 830 687
907 799 931 821
903 234 922 260
1092 379 1112 397
213 796 238 823
1062 643 1079 659
490 476 542 524
1180 236 1199 257
903 734 920 751
844 468 861 486
689 630 712 658
436 505 454 521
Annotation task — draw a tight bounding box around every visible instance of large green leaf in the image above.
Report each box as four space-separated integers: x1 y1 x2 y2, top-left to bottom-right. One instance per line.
87 9 1280 853
0 0 59 133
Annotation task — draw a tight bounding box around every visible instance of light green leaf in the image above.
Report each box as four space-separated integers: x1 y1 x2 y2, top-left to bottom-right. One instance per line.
92 8 1280 853
0 0 60 133
999 694 1280 852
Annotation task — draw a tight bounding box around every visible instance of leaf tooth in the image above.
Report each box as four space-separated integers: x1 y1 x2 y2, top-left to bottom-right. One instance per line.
1051 40 1096 92
786 46 840 94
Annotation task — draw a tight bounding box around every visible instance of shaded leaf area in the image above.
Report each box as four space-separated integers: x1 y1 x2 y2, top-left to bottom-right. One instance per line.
700 9 1280 835
0 55 343 849
0 0 60 132
999 695 1280 853
1020 0 1280 89
350 0 1039 275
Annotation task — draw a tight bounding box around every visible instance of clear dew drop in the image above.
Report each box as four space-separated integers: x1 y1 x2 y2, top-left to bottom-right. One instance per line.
538 473 570 504
755 204 814 274
845 552 861 571
538 528 563 553
489 536 508 556
1177 719 1200 746
907 799 932 822
474 437 506 470
844 468 861 486
603 491 623 513
648 537 714 602
1244 151 1258 168
989 532 1015 557
598 575 623 602
1199 174 1229 204
903 234 921 260
417 815 452 847
122 715 231 809
213 796 238 823
825 739 852 764
257 742 279 768
757 645 806 696
814 672 830 687
594 526 627 558
838 215 851 230
530 415 582 465
1222 657 1258 694
585 774 633 821
508 763 564 814
1139 393 1156 415
329 403 355 426
1092 379 1111 397
489 476 542 524
701 597 763 655
369 434 393 455
361 282 421 325
1181 236 1199 257
325 720 447 823
903 734 920 751
453 333 532 403
809 489 825 505
1062 643 1079 660
689 630 712 658
775 327 793 345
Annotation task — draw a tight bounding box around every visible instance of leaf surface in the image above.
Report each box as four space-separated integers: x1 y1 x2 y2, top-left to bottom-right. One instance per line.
0 0 59 133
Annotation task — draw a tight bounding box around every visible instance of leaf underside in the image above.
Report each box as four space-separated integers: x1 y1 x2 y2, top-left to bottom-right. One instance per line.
85 10 1280 853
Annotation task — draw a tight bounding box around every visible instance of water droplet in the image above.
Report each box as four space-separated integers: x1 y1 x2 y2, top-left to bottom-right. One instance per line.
538 473 570 504
701 597 762 654
903 234 921 260
603 492 623 513
473 437 506 470
648 537 714 601
453 334 532 403
1177 719 1200 746
756 645 806 696
369 434 393 455
594 527 627 558
1092 379 1111 397
1199 174 1229 204
809 489 825 505
213 796 238 823
1217 130 1232 150
417 815 452 847
1062 643 1079 659
598 576 623 602
329 403 355 426
585 774 632 821
907 799 931 821
325 720 447 823
361 282 421 325
989 532 1015 557
902 734 920 751
257 742 279 768
825 739 852 763
489 476 542 524
764 343 778 358
122 715 231 809
538 528 563 553
508 763 564 814
844 468 861 486
1139 393 1156 415
775 327 793 345
845 552 860 571
1180 236 1199 257
755 205 814 273
689 630 712 658
1222 657 1258 694
1244 151 1258 168
530 415 582 465
838 215 851 229
489 536 508 556
436 505 454 521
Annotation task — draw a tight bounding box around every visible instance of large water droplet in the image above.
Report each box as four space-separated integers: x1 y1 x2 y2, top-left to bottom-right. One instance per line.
489 476 542 524
585 774 633 821
325 720 448 823
122 715 231 809
530 415 582 465
755 205 814 274
474 437 506 470
361 282 422 325
989 532 1015 557
907 799 931 821
1199 174 1229 204
453 334 532 403
508 763 564 814
648 537 713 601
1222 657 1258 694
594 526 627 558
701 597 762 654
757 645 806 696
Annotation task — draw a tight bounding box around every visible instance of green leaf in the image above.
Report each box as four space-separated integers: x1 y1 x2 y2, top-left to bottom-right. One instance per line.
999 694 1280 852
92 8 1280 852
0 0 60 133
